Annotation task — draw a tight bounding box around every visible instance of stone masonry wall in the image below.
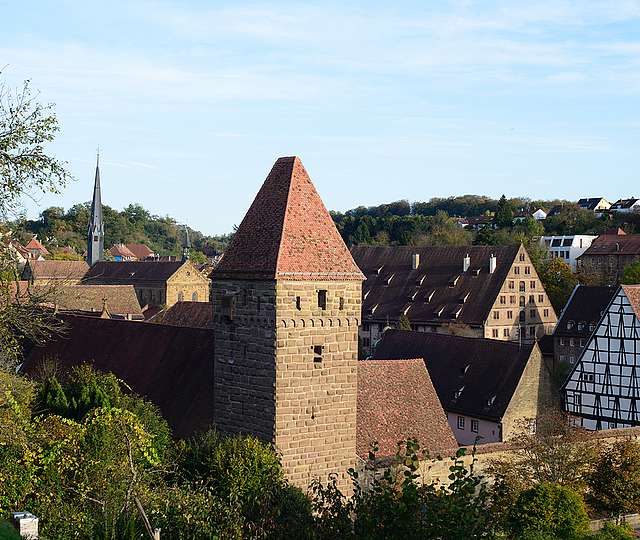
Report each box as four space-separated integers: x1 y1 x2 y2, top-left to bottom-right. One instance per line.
212 280 278 441
275 280 361 492
501 344 559 440
166 262 210 307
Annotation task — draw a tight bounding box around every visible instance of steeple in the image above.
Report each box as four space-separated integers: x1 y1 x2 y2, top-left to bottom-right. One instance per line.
182 226 191 262
87 152 104 266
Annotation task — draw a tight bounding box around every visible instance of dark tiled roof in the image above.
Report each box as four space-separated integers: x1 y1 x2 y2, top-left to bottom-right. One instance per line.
357 358 456 459
33 284 143 318
23 315 214 437
371 329 536 422
23 260 89 280
579 234 640 257
150 301 213 328
213 157 363 281
577 198 609 210
83 261 183 284
554 285 617 338
126 243 155 260
352 245 519 326
611 198 639 210
623 285 640 319
537 334 555 356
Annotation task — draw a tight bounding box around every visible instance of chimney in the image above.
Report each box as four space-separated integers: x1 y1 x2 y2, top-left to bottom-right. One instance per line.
412 253 420 270
489 253 497 274
463 253 471 272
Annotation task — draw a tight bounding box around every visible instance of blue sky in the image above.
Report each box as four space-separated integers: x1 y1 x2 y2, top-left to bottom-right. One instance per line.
1 0 639 234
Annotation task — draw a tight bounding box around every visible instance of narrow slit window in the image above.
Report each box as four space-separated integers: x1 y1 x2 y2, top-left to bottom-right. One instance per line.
295 296 301 310
313 345 323 364
318 289 327 310
339 296 344 310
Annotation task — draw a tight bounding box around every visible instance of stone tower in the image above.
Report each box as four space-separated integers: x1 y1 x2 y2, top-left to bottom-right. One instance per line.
87 155 104 266
211 156 363 490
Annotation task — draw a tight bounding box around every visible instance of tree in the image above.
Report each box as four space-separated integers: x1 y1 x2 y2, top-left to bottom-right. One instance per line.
538 258 578 312
0 78 71 218
398 314 412 331
588 439 640 518
507 483 589 539
494 195 514 228
622 260 640 285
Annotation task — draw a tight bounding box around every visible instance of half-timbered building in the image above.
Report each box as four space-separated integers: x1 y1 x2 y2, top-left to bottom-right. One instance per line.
563 285 640 429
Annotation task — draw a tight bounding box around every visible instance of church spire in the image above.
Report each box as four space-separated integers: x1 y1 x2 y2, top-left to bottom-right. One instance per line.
87 152 104 266
182 225 191 262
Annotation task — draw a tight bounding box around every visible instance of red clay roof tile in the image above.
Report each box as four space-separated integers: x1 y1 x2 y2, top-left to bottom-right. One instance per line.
213 157 363 281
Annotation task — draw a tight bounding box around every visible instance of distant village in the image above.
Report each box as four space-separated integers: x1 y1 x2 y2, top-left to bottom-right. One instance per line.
0 153 637 493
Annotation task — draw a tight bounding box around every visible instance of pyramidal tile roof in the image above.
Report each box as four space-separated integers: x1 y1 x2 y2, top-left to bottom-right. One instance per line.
213 156 363 281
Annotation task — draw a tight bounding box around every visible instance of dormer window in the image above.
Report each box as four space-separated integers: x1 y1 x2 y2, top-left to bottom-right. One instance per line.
416 275 426 286
453 306 463 318
567 320 574 330
385 273 395 285
449 275 460 287
454 386 465 399
426 290 435 303
577 322 585 331
435 306 445 317
487 395 496 407
459 291 470 303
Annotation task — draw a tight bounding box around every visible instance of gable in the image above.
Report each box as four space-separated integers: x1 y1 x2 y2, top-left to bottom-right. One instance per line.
167 261 210 284
563 287 640 426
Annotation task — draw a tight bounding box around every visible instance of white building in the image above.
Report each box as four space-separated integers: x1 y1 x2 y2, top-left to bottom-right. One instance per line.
563 285 640 430
532 208 547 220
541 235 597 272
610 198 640 214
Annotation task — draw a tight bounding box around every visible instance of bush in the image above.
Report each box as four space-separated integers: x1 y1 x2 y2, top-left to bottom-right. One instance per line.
588 440 640 518
591 522 636 539
507 483 590 539
0 522 21 540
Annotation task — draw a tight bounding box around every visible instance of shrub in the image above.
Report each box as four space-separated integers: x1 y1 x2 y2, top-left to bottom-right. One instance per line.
591 522 636 539
507 482 590 539
588 439 640 518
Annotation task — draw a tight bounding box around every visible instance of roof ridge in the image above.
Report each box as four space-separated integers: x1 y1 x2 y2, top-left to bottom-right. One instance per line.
273 157 297 276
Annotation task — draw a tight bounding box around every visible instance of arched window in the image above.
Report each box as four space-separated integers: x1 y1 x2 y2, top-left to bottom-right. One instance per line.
192 291 198 302
177 291 184 302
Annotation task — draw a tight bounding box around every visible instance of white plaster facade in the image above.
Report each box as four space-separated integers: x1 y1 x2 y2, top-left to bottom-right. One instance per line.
541 235 597 272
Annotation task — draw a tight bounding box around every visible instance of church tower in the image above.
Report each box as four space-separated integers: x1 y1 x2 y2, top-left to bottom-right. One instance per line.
211 157 363 490
87 154 104 266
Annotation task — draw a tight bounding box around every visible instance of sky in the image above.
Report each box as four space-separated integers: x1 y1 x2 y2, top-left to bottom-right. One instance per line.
1 0 639 234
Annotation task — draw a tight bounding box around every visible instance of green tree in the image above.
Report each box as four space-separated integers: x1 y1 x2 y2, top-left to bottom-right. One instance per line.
622 260 640 285
588 440 640 518
538 258 578 312
0 78 71 218
494 195 515 228
507 483 589 539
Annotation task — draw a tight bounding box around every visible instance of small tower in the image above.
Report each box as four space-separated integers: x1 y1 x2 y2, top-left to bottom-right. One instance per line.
211 157 364 491
182 226 191 262
87 154 104 266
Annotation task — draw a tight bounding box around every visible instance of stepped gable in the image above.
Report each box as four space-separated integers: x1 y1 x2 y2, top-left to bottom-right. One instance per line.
213 156 363 281
357 358 456 459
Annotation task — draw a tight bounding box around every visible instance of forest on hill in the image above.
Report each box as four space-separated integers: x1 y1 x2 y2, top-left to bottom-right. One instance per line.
8 203 232 260
332 195 640 247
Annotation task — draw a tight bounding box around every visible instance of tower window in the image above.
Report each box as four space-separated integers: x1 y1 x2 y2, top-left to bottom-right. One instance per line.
295 296 301 310
313 345 323 364
317 290 327 310
339 296 344 310
177 291 184 302
192 291 198 302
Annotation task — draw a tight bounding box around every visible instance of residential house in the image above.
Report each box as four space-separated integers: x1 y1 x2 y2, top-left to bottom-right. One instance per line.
578 197 611 215
126 243 157 260
5 239 43 271
109 243 137 261
25 236 50 259
540 235 597 272
352 245 557 356
532 208 547 221
372 329 556 445
610 198 640 214
577 233 640 285
83 260 209 308
552 285 617 373
563 285 640 429
21 260 89 284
